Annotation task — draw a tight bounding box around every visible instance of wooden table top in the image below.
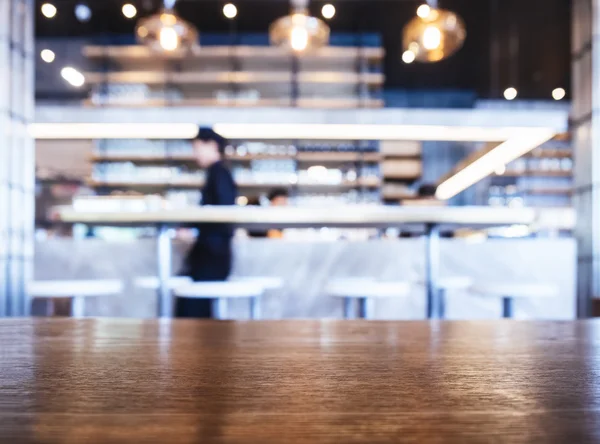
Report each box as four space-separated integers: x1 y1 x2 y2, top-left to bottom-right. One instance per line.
2 319 599 443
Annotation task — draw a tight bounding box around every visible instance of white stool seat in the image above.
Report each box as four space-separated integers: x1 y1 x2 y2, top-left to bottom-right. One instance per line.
174 282 265 320
472 283 559 299
327 279 411 319
415 276 472 290
28 280 123 318
327 280 411 299
28 280 123 297
134 276 192 290
230 276 284 290
472 282 559 319
175 282 264 299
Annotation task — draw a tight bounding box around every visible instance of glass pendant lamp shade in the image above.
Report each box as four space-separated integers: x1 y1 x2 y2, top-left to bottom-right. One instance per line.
270 7 330 53
135 9 198 52
402 6 466 63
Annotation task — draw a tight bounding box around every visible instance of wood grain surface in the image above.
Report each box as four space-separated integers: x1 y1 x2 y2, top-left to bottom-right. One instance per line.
1 319 600 443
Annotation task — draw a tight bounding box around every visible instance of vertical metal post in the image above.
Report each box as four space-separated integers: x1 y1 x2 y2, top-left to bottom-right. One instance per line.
249 296 261 320
502 297 514 318
424 223 440 319
343 297 354 319
291 55 299 107
358 298 375 319
438 288 447 319
71 296 85 318
157 224 173 318
212 298 228 320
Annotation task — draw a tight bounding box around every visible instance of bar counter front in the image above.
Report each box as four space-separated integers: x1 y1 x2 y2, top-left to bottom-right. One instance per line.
38 206 577 320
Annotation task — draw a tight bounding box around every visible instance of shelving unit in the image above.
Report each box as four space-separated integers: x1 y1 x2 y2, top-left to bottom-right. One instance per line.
82 42 385 109
487 137 573 208
89 139 422 206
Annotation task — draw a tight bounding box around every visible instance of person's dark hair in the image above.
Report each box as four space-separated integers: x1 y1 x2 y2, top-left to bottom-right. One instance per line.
417 184 437 197
268 187 289 202
194 127 228 154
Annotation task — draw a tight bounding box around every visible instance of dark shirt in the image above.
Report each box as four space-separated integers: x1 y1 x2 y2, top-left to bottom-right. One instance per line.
198 160 237 239
182 161 237 279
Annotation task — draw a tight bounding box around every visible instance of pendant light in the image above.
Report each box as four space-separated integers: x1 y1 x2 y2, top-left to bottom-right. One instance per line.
135 0 198 53
402 0 466 63
270 0 330 53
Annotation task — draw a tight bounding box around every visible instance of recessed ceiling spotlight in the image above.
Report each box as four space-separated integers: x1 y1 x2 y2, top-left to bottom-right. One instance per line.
223 3 237 19
41 3 57 18
322 4 335 20
40 49 55 63
552 88 566 101
402 50 415 64
122 3 137 19
503 87 517 101
75 4 92 22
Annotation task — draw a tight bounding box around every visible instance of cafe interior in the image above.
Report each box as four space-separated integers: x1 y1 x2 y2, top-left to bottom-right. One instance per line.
1 0 599 441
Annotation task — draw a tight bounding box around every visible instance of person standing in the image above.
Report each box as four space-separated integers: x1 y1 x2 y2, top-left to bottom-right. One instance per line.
176 127 237 318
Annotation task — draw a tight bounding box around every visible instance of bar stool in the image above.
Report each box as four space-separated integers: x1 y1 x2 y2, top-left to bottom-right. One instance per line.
414 276 472 319
471 283 559 318
327 279 412 319
28 280 124 318
436 277 473 319
174 281 265 320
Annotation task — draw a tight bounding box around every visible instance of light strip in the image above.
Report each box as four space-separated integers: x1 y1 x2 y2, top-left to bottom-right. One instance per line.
214 123 527 142
435 128 556 200
30 122 553 142
30 123 198 139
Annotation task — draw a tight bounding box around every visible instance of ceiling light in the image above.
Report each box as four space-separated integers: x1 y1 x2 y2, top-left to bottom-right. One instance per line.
552 88 566 101
494 164 506 175
435 129 556 200
403 5 465 63
41 3 57 18
416 4 431 19
504 87 517 101
40 49 55 63
402 50 415 64
122 3 137 19
75 4 91 22
136 4 198 52
223 3 237 19
270 1 330 53
61 67 86 88
322 4 335 19
422 26 441 50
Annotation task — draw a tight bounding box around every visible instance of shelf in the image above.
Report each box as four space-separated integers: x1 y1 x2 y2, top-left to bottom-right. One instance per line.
83 45 385 61
521 188 573 196
83 71 385 86
87 178 381 189
526 149 572 159
82 97 385 109
91 152 383 163
502 170 572 177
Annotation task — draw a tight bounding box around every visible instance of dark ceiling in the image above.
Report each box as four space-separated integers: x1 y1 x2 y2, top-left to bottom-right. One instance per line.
35 0 572 100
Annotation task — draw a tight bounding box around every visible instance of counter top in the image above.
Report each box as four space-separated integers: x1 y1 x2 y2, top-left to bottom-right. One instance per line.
52 205 548 228
1 318 598 443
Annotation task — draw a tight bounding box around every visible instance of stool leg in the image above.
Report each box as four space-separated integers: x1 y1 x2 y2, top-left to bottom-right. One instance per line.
343 297 354 319
250 296 261 320
438 289 446 319
212 298 228 320
358 298 375 319
43 299 55 316
502 297 513 318
71 296 85 318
